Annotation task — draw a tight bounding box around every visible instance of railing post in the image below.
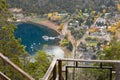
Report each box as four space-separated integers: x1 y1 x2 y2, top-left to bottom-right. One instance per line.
42 58 57 80
66 66 68 80
53 64 56 80
110 68 112 80
115 63 120 80
58 60 62 80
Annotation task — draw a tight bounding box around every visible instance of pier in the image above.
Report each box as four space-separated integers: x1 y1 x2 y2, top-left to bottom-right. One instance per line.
42 35 64 41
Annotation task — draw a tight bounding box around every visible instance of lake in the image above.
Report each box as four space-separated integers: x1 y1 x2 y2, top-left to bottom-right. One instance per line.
14 23 64 58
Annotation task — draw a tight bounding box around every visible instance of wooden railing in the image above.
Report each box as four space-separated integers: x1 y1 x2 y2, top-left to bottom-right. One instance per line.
0 53 35 80
1 52 120 80
42 58 57 80
42 58 120 80
0 72 11 80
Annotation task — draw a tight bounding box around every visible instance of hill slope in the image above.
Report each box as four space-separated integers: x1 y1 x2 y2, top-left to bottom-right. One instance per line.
6 0 116 14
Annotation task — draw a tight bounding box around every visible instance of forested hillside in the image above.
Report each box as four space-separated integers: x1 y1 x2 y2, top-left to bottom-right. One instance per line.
6 0 116 14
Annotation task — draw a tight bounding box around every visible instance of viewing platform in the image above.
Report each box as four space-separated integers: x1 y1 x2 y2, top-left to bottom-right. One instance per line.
0 53 120 80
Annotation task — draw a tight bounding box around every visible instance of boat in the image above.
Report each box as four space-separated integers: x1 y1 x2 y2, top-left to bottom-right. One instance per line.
42 35 49 41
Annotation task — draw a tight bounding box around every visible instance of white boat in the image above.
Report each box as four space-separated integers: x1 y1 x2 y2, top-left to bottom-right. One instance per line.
42 35 49 41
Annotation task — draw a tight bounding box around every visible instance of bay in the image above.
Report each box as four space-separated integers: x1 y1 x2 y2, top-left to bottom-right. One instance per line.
14 23 60 55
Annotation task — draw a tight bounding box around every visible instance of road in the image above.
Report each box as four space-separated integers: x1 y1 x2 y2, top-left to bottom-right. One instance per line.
62 21 91 59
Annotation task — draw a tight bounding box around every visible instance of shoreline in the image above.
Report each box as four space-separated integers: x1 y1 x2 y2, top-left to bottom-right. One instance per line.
30 20 72 58
39 20 60 33
29 20 61 34
28 19 72 57
15 18 72 58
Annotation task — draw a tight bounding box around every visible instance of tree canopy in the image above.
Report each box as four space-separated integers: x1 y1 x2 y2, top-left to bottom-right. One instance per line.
102 42 120 60
6 0 116 14
26 51 51 79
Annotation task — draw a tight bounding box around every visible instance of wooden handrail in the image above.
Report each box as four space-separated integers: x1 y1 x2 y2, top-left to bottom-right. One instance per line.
2 52 120 80
43 58 120 80
0 72 11 80
0 53 35 80
42 58 57 80
57 58 120 63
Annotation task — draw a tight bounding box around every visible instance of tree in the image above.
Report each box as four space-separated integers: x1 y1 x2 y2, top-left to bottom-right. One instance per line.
0 0 27 63
102 42 120 60
117 4 120 11
99 42 120 79
0 0 28 79
102 9 106 13
26 51 51 79
0 1 53 80
6 0 116 14
58 23 64 31
60 39 69 46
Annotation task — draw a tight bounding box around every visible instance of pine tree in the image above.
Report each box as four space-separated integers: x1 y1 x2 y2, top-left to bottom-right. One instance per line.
0 0 29 79
26 51 51 79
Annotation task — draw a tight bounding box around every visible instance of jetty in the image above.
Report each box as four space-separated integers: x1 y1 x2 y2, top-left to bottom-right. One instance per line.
42 35 64 41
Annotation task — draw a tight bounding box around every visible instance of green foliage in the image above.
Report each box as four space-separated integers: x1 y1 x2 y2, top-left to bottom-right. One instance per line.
26 51 51 79
85 37 98 42
0 1 52 80
68 67 111 80
70 28 86 40
66 42 73 51
0 59 28 80
6 0 116 14
85 17 94 26
0 0 29 79
96 42 120 79
0 0 27 60
60 39 69 46
81 68 111 80
103 42 120 60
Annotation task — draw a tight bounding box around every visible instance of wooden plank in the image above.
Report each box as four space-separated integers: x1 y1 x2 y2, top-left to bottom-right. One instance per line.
0 72 11 80
42 58 57 80
0 53 35 80
53 64 56 80
57 58 120 63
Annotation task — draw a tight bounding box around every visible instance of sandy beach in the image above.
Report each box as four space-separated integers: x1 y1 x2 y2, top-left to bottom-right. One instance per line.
38 20 60 34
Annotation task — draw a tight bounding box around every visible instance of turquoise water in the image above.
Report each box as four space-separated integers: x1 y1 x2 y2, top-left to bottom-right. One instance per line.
14 23 60 55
